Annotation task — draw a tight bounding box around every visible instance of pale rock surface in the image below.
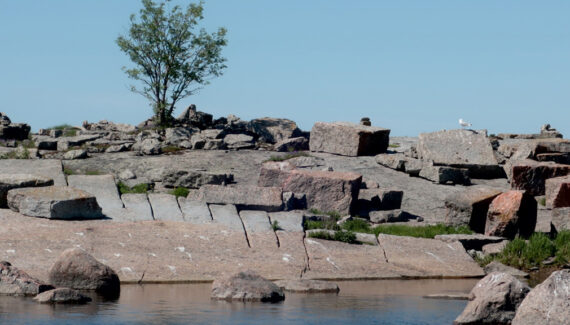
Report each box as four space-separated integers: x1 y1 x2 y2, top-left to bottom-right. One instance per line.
310 121 390 156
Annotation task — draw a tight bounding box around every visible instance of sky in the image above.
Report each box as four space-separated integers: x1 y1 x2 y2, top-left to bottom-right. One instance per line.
1 0 569 136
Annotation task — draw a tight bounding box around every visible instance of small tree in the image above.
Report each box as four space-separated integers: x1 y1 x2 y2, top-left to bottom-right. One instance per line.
117 0 227 127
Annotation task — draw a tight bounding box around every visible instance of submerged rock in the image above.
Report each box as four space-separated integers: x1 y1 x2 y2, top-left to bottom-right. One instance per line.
273 279 339 293
34 288 92 304
0 261 54 296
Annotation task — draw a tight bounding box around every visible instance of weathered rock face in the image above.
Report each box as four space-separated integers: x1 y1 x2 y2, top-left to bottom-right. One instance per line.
511 160 570 196
162 170 233 189
191 185 284 212
63 149 88 160
247 118 301 144
49 248 120 297
0 174 54 208
545 175 570 209
551 207 570 232
223 134 254 150
34 288 92 304
273 137 309 152
356 189 403 216
273 279 339 293
309 122 390 156
454 272 530 325
417 129 503 178
132 138 162 155
7 186 104 220
444 187 502 233
483 261 529 278
375 153 423 176
83 120 136 133
164 127 196 146
419 165 470 185
512 270 570 325
0 123 31 141
369 209 411 223
0 261 54 296
258 161 362 214
485 190 537 239
211 270 285 302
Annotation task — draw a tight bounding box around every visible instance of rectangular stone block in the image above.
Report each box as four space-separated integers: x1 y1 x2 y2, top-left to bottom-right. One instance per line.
192 185 283 212
444 187 502 233
67 174 124 217
551 208 570 232
268 211 304 232
309 121 390 156
147 193 183 221
0 160 66 186
209 204 244 231
121 193 153 221
177 197 212 223
511 160 570 196
419 165 470 185
239 210 272 233
545 175 570 209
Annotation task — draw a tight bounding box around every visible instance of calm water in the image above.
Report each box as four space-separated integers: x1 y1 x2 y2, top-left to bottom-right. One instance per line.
0 279 477 325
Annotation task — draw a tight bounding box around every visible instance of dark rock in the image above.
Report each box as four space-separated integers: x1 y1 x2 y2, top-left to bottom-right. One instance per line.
512 270 569 325
0 112 11 125
369 209 411 223
485 190 537 239
454 272 530 325
282 192 307 211
48 248 120 297
247 117 301 144
0 174 54 208
273 137 309 152
273 279 339 293
211 270 285 302
176 105 213 129
0 261 54 296
536 152 570 164
434 234 505 251
0 123 31 141
419 165 470 185
310 121 390 156
539 123 564 139
357 189 403 216
511 160 570 196
444 187 502 233
545 175 570 209
162 170 233 189
34 288 92 304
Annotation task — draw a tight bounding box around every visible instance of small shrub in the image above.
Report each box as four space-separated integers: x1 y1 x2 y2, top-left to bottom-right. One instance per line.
388 143 400 148
63 168 74 176
373 224 472 238
266 151 310 162
554 230 570 264
169 187 189 198
334 230 357 244
162 145 183 154
522 233 556 267
308 231 334 241
271 220 281 231
304 219 340 231
341 218 372 233
118 181 149 195
538 197 546 206
50 124 73 130
307 208 341 219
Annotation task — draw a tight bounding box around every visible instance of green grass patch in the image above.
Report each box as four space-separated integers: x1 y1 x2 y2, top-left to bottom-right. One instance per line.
84 170 101 176
372 224 472 238
49 124 73 130
479 231 570 270
162 145 184 154
341 218 372 233
169 187 189 198
63 168 74 175
63 129 77 137
266 151 310 162
117 181 149 195
388 143 400 148
271 220 281 231
538 197 546 206
0 148 30 159
308 230 358 244
307 208 341 219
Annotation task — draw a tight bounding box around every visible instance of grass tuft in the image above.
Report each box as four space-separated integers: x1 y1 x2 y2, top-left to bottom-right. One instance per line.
308 230 358 244
373 224 472 238
118 181 149 195
169 187 189 198
266 151 310 162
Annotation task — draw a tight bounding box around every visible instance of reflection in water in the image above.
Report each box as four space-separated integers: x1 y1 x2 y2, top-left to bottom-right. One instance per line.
0 279 477 324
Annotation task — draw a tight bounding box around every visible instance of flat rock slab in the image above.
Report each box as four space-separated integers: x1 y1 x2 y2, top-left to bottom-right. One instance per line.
121 194 153 221
209 204 244 231
7 186 104 220
0 159 66 186
240 210 272 233
177 197 212 223
192 185 283 212
268 211 304 232
309 121 390 156
147 194 183 222
0 174 54 208
378 234 485 278
67 175 124 218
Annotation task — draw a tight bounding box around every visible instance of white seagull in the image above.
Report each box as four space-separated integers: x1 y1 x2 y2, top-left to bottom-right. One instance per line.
459 118 472 128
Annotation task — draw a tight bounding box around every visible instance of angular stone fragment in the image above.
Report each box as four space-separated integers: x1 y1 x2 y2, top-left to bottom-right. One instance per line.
417 129 503 178
545 175 570 209
0 261 54 296
282 191 307 211
121 193 154 221
7 186 104 219
34 288 92 304
268 211 304 232
193 185 283 212
223 134 255 150
0 123 31 140
511 160 570 196
247 118 301 144
162 169 233 189
63 149 88 160
257 161 296 188
369 209 411 223
203 139 225 150
211 270 285 302
0 160 66 186
273 137 309 152
209 204 244 230
483 261 529 278
67 175 124 217
512 270 570 325
132 138 162 155
454 272 530 325
274 279 339 293
0 174 54 208
551 207 570 232
444 187 502 233
147 193 183 221
419 165 470 185
536 152 570 164
49 248 120 297
309 121 390 156
239 210 272 233
177 197 212 223
485 190 537 239
375 153 423 176
434 234 505 251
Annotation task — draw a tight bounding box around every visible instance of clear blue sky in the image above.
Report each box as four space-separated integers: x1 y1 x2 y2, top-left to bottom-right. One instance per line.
1 1 569 136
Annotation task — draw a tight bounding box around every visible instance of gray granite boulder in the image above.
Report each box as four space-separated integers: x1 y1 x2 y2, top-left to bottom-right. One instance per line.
247 117 301 144
0 174 54 208
454 272 530 325
551 207 570 232
34 288 92 304
274 279 339 293
274 137 309 152
49 248 120 297
223 134 255 150
133 138 162 155
485 190 537 239
483 261 529 278
63 149 88 160
0 261 54 296
310 121 390 156
7 186 104 220
512 270 569 325
444 187 502 233
211 270 285 302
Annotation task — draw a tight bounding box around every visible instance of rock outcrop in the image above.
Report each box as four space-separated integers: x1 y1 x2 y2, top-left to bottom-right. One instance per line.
0 174 54 208
444 187 502 233
191 185 284 212
485 190 537 239
247 117 301 144
34 288 92 304
0 261 54 296
309 122 390 156
211 270 285 302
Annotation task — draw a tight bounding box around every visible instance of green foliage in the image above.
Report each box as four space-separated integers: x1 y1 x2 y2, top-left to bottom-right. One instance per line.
388 143 400 148
117 0 227 127
85 170 102 176
118 181 150 195
162 145 183 154
554 231 570 264
372 224 472 238
304 219 340 231
271 220 281 231
341 218 372 233
63 168 74 175
308 230 358 244
169 187 189 198
307 208 341 219
50 124 73 130
63 129 77 137
266 152 310 162
538 197 546 206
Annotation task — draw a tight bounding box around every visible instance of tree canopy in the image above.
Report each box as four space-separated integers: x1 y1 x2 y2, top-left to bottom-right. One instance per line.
117 0 227 127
